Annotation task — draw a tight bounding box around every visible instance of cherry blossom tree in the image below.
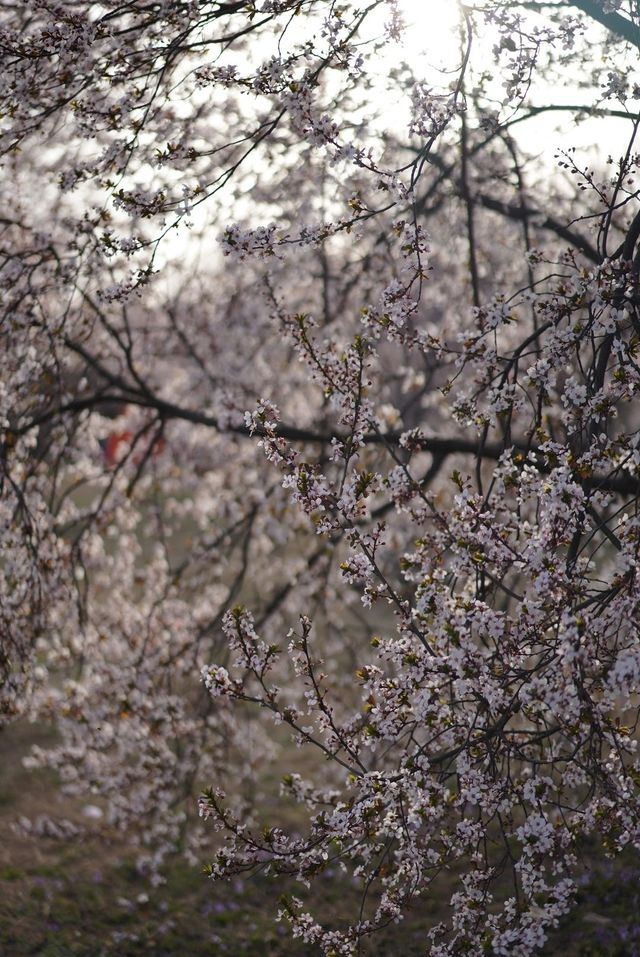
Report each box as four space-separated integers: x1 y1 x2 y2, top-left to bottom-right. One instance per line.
2 0 640 953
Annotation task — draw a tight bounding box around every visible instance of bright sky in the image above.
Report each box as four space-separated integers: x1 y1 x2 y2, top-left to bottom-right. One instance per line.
153 0 638 266
393 0 636 160
397 0 464 69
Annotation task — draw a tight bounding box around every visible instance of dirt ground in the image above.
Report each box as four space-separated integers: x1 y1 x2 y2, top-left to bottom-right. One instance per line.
1 720 639 957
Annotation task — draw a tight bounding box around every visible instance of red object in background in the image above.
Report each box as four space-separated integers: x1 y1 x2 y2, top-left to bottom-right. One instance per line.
102 430 134 466
101 430 166 467
151 435 166 458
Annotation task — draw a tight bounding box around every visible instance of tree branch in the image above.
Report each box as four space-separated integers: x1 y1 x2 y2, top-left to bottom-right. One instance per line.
569 0 640 48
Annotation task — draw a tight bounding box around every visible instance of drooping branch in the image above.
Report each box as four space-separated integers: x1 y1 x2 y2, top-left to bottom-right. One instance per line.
13 368 640 500
520 1 640 48
569 0 640 48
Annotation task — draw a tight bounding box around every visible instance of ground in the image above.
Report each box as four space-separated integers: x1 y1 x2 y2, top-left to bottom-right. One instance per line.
1 721 639 957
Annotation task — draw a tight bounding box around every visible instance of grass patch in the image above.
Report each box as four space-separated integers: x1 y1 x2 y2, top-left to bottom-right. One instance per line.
2 721 640 955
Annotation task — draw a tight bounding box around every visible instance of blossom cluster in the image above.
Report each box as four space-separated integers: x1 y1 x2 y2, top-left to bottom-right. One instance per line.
3 2 640 955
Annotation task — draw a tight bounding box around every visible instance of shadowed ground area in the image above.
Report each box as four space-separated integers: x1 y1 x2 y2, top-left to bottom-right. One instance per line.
1 721 639 956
